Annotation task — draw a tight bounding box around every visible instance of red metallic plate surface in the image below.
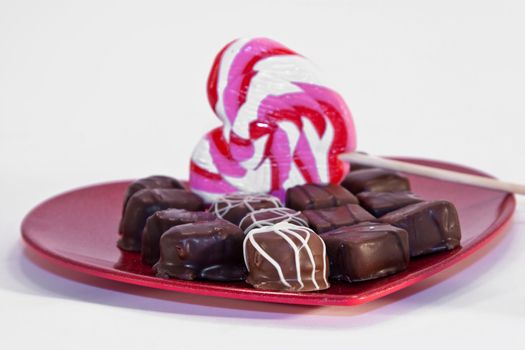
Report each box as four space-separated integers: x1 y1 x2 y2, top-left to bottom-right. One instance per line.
21 158 516 306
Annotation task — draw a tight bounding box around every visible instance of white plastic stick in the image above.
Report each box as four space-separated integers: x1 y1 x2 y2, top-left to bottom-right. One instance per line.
338 152 525 195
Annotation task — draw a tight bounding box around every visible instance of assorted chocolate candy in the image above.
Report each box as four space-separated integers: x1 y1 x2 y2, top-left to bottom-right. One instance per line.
155 219 247 281
303 204 375 234
244 222 330 292
381 200 461 257
118 188 204 251
239 207 308 234
341 168 410 194
117 174 462 292
141 209 216 265
357 191 423 217
286 183 358 211
209 193 282 225
121 175 183 214
320 222 409 282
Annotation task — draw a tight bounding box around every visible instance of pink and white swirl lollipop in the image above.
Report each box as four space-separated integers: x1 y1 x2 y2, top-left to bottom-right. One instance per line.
190 38 357 202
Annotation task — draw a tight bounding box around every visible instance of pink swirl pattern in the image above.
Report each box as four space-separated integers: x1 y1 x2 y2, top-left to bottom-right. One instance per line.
190 38 357 202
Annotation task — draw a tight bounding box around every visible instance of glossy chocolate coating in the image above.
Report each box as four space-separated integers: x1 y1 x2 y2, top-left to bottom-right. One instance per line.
121 176 183 216
348 152 374 171
341 168 410 194
320 222 409 282
285 183 358 211
154 219 247 281
239 207 308 234
118 189 204 252
381 200 461 257
244 222 330 292
349 163 374 172
302 204 376 234
209 193 282 225
357 191 423 217
141 209 216 265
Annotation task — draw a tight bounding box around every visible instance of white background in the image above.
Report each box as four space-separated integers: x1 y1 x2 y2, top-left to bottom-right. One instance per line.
1 0 524 349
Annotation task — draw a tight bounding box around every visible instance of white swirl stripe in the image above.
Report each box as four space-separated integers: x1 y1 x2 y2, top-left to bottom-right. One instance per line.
280 226 319 290
243 230 291 288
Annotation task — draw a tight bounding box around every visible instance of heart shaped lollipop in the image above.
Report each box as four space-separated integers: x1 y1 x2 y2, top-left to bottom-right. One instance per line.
190 38 356 202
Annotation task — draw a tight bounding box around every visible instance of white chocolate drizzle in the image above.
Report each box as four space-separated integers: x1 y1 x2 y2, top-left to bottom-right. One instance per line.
210 193 282 220
239 207 308 234
243 222 328 291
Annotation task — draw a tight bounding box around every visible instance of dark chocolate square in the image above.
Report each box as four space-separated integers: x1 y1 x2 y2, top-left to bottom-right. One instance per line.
154 219 247 281
347 152 375 171
118 188 204 251
121 176 183 215
342 168 410 194
357 191 423 217
302 204 376 234
286 183 358 211
380 200 461 257
141 209 216 265
320 222 409 282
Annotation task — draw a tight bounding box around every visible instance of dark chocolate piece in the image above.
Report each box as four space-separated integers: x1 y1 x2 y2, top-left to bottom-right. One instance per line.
357 191 423 217
381 200 461 257
239 207 308 234
320 222 409 282
244 222 330 292
141 209 216 265
118 189 204 252
302 204 376 234
348 163 374 172
285 183 358 211
154 219 247 281
348 152 374 171
121 175 183 215
341 168 410 194
209 193 282 225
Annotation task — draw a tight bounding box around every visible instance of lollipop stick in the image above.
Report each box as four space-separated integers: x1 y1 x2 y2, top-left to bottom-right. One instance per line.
339 152 525 195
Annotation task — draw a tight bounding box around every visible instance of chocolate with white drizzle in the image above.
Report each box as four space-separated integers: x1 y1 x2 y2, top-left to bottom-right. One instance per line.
243 222 330 292
239 207 308 234
209 193 282 225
